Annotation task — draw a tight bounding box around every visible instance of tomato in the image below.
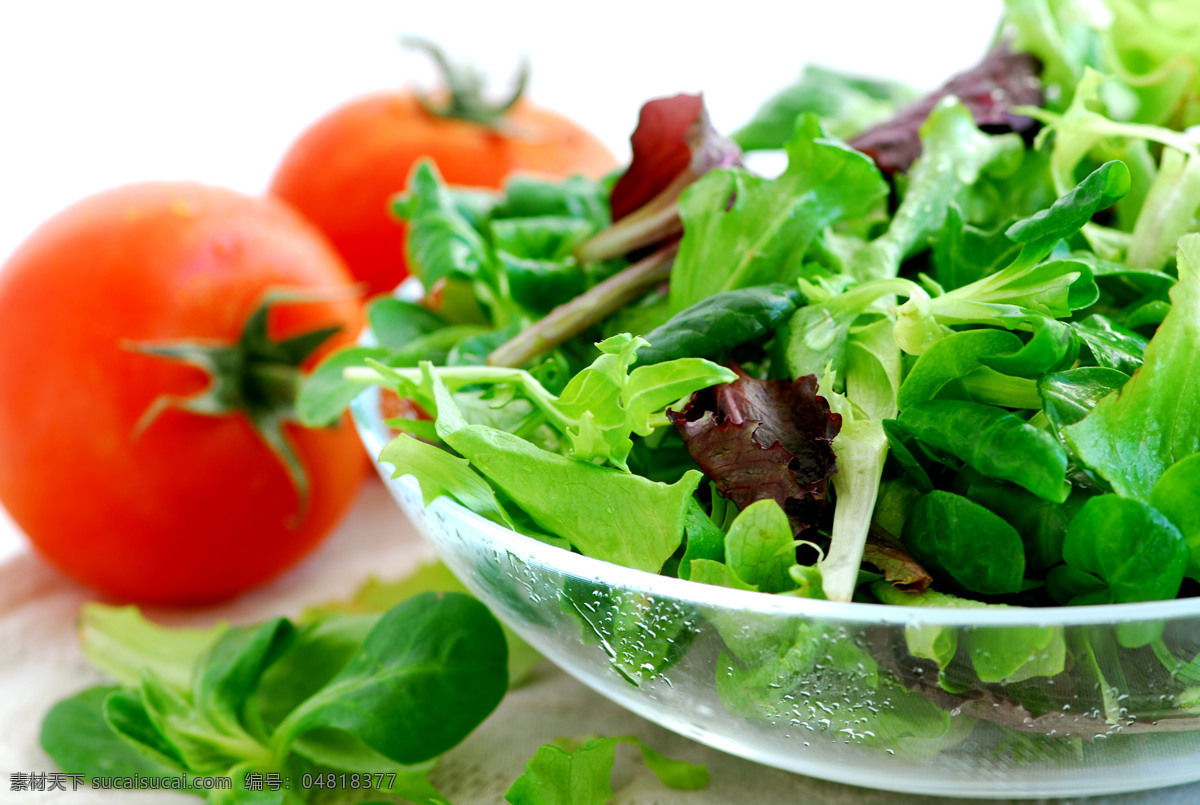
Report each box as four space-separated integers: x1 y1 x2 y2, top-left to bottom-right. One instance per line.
269 52 617 297
0 182 368 605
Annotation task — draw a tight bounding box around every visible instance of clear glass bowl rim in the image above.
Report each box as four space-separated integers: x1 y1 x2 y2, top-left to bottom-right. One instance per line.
352 380 1200 630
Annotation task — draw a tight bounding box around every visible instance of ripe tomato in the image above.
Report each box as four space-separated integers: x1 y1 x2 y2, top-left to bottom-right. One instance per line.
0 182 367 605
270 54 617 297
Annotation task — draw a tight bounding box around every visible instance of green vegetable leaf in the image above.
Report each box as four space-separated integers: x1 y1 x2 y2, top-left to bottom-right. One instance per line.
139 668 265 772
1064 234 1200 500
820 318 903 601
1072 315 1147 375
1061 495 1188 604
505 735 708 805
899 401 1069 502
297 346 392 427
931 205 1022 291
897 329 1023 409
850 98 1023 281
297 324 489 427
368 298 448 351
724 499 796 593
1149 454 1200 582
493 174 610 227
921 258 1099 330
1037 366 1129 435
671 114 886 310
1127 147 1200 270
40 686 184 782
873 583 1067 684
636 284 801 366
273 592 508 765
959 472 1088 574
980 319 1079 378
427 365 701 573
398 162 496 288
902 491 1026 596
315 563 543 688
379 433 513 527
79 604 226 697
102 688 187 771
254 614 378 733
732 65 917 149
679 498 725 580
1004 160 1131 248
192 619 295 748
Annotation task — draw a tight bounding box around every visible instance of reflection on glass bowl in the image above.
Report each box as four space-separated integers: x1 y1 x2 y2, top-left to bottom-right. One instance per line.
352 386 1200 799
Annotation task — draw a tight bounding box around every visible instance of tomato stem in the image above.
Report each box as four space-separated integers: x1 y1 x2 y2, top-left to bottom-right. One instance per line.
126 289 354 520
401 36 528 129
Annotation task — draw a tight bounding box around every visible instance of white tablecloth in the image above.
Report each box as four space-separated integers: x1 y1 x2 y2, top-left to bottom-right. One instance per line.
2 479 1198 805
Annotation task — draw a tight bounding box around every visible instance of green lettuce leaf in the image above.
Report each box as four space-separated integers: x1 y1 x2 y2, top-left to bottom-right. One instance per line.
1064 234 1200 500
670 114 886 311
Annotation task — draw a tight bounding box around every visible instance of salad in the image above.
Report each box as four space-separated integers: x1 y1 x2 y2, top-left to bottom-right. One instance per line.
301 0 1200 616
289 0 1200 779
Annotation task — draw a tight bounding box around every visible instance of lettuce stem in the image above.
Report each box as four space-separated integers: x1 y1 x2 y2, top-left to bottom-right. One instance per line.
487 244 678 367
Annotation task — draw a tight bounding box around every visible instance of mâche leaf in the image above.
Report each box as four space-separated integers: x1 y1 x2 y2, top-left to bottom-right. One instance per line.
41 686 185 783
505 735 708 805
1059 495 1188 604
898 401 1069 502
1149 454 1200 582
902 491 1026 596
273 592 507 765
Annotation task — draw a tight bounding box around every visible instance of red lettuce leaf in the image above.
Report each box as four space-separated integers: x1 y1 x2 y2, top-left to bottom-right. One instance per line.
577 94 740 263
864 523 933 593
611 94 707 221
668 368 841 536
850 42 1043 174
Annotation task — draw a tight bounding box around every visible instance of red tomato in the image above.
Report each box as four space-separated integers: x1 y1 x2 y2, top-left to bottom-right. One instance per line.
270 91 617 297
0 182 367 605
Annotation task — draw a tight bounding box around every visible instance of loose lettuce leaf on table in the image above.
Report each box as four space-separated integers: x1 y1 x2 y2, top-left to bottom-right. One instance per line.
271 593 507 766
41 686 189 786
79 604 227 696
505 735 708 805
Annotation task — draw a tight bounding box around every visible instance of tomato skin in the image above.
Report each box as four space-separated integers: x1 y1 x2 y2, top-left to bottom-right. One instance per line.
269 92 617 297
0 182 367 605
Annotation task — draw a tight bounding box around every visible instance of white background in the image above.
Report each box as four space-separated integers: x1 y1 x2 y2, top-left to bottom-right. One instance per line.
0 0 1003 560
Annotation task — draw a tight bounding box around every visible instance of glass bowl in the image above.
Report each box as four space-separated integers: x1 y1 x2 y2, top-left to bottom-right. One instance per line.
352 386 1200 799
